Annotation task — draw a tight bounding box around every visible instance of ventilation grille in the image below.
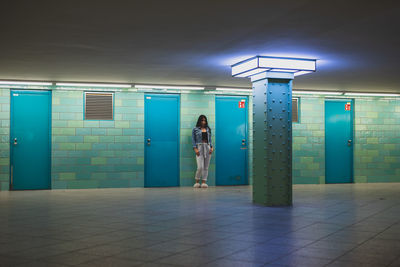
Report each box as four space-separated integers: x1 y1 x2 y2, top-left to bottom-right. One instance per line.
85 92 113 120
292 97 299 123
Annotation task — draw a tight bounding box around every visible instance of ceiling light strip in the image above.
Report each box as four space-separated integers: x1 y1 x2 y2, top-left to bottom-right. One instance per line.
215 87 252 92
344 93 400 97
293 91 342 95
135 84 204 90
56 83 131 88
0 81 53 86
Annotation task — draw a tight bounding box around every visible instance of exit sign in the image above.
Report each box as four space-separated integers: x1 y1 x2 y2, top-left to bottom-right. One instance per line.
345 103 351 111
239 100 245 108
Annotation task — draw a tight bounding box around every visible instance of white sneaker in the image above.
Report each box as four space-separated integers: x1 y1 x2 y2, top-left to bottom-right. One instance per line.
193 183 200 188
201 183 208 188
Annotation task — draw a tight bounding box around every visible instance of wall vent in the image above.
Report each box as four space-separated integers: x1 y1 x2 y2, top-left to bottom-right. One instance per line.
85 92 113 120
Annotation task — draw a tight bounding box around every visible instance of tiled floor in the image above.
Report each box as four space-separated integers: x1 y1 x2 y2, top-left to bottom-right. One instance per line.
1 183 400 267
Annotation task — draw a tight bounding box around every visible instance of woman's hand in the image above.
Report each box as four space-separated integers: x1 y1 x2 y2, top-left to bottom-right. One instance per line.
209 147 213 154
194 148 200 156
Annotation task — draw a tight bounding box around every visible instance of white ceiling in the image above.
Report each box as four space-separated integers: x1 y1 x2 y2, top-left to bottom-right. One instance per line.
0 0 399 92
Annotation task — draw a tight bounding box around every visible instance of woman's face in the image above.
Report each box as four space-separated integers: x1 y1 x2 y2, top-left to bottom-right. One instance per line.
201 118 206 127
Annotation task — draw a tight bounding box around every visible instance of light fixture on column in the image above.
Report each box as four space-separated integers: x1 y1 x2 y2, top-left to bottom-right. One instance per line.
231 55 317 206
231 56 316 78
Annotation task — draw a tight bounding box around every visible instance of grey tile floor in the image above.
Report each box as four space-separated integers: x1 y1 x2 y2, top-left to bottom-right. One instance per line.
0 183 400 267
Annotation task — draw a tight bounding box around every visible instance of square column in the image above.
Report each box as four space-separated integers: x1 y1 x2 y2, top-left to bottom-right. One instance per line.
231 55 316 206
252 77 293 206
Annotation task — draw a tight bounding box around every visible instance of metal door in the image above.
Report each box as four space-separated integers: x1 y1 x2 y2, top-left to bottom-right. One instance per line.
325 99 354 183
10 90 51 190
144 94 179 187
216 96 248 185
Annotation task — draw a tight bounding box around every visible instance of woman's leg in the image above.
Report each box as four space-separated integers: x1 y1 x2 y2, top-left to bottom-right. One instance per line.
194 146 204 188
201 150 211 188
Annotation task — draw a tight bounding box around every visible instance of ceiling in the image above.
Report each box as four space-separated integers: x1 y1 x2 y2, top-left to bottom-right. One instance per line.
0 0 399 92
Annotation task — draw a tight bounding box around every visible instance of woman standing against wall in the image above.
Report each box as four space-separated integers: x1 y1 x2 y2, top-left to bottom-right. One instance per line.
192 115 213 188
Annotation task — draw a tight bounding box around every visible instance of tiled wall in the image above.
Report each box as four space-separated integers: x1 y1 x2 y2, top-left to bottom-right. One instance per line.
292 96 325 184
180 93 216 186
52 90 251 188
292 95 400 184
52 90 145 189
354 98 400 183
0 89 10 190
178 93 253 186
0 87 399 190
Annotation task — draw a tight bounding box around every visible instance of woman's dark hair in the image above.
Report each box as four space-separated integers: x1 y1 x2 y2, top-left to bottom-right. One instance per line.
196 115 211 132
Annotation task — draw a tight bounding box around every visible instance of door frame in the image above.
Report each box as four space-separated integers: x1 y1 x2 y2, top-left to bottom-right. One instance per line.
10 90 52 190
215 95 249 186
324 98 354 184
144 93 180 187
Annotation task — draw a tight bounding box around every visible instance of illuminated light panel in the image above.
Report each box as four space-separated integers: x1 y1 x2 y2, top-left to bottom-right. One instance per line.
232 56 316 78
231 57 258 76
57 82 131 88
0 80 52 86
270 69 297 73
294 71 313 77
135 84 204 90
293 90 342 95
234 68 268 78
259 57 315 71
215 87 252 92
344 92 400 97
250 71 295 82
250 72 268 81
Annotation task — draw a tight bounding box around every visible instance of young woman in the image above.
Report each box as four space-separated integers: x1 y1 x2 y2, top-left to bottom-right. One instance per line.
192 115 213 188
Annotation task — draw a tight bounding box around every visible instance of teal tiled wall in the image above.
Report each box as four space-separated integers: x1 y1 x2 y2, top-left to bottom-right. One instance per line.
52 90 145 189
354 98 400 183
292 96 325 184
1 87 399 191
179 93 253 186
180 93 216 186
292 95 400 184
0 89 10 190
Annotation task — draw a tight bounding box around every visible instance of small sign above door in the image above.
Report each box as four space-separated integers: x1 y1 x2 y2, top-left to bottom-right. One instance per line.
239 101 245 108
345 103 351 111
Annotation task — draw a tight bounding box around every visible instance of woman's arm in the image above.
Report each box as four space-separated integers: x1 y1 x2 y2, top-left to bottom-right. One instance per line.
208 127 213 154
192 128 200 156
208 127 213 148
192 128 197 148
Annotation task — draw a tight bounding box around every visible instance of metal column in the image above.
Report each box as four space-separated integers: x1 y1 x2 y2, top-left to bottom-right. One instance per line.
252 78 293 206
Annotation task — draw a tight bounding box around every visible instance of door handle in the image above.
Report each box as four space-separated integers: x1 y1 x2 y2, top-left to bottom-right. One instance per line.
347 139 352 146
13 138 18 145
147 138 151 146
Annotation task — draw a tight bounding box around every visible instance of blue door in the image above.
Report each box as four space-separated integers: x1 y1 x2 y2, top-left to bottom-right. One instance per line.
216 96 248 185
144 94 179 187
325 99 353 183
10 90 51 190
